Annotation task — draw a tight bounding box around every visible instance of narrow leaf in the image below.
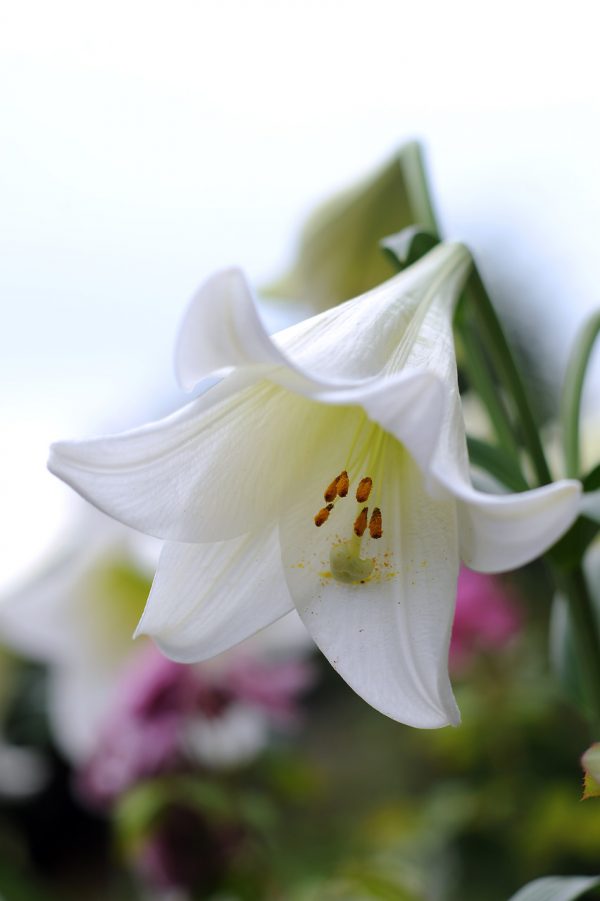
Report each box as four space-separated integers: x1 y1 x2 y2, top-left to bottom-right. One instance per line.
508 875 600 901
467 435 529 492
561 311 600 478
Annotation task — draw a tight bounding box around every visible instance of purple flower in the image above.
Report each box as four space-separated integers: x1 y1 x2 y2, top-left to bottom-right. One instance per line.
78 644 313 806
450 567 523 672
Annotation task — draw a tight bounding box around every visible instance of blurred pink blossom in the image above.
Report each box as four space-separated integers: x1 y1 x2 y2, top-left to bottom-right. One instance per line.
78 644 314 807
449 567 523 672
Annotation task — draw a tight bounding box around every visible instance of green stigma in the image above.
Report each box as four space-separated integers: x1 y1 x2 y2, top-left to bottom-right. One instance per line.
330 537 375 584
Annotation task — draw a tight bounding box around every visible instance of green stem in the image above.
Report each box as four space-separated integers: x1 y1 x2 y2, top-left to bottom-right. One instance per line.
467 436 529 493
456 310 525 475
561 311 600 478
553 564 600 734
466 269 553 486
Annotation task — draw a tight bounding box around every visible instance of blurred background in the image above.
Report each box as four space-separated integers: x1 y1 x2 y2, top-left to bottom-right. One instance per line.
1 1 600 898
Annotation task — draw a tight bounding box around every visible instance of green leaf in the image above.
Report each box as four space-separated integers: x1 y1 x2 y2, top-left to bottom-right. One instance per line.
551 543 600 717
467 435 529 492
549 516 600 571
264 142 437 312
583 463 600 493
380 226 439 272
561 311 600 479
508 875 600 901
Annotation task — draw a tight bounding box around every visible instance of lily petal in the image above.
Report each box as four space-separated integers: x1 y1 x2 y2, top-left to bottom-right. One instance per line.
451 475 582 573
49 374 318 542
280 437 460 728
176 268 290 389
175 244 472 394
431 398 582 572
135 526 294 661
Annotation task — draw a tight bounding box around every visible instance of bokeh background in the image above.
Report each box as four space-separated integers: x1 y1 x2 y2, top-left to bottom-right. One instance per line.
1 2 600 898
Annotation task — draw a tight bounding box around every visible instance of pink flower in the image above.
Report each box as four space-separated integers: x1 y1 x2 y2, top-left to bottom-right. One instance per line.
77 644 314 807
449 567 523 672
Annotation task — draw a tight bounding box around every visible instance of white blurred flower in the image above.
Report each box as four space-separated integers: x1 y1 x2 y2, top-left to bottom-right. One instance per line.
0 506 159 760
184 705 269 770
0 742 49 799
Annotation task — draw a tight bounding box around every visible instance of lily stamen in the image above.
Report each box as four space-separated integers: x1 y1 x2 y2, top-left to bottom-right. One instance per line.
336 470 349 497
354 506 369 537
369 508 382 539
324 476 339 503
324 470 349 502
356 477 373 503
314 504 334 527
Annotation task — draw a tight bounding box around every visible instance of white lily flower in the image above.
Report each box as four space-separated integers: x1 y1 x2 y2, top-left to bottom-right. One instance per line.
48 243 581 728
0 507 158 760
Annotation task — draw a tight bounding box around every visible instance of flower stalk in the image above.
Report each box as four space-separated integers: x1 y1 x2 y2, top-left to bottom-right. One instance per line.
553 565 600 734
463 268 553 488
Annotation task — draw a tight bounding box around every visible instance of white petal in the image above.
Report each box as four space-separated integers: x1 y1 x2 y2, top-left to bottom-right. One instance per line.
450 475 582 572
176 268 291 389
430 373 582 572
135 526 294 662
313 370 446 478
279 437 461 728
275 241 471 386
175 244 472 393
51 366 427 545
49 374 321 542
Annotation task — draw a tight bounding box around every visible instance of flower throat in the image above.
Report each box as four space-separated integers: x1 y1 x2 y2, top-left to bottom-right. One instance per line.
313 471 383 584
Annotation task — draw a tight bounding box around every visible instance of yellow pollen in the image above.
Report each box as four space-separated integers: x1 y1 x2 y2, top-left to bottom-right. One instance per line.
356 477 373 503
353 506 368 537
369 507 382 539
314 504 334 527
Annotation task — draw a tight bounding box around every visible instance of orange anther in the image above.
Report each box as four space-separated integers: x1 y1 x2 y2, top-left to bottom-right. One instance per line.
354 506 368 537
324 476 339 503
356 477 372 503
369 507 382 539
314 504 334 527
336 470 349 497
